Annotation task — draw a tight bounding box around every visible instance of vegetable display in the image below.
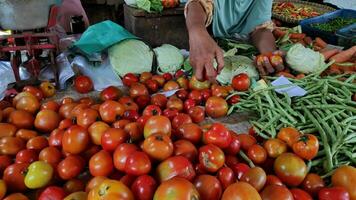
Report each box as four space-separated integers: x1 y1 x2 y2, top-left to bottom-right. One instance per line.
311 17 356 33
273 2 320 21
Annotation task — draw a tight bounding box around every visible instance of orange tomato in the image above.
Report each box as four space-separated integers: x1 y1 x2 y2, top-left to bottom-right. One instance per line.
99 100 125 124
205 96 228 118
88 121 110 145
15 93 40 114
263 138 287 158
8 110 34 129
34 110 60 133
88 179 134 200
0 137 25 155
77 108 99 129
0 123 17 138
62 125 89 154
26 136 48 151
277 127 301 147
39 147 62 167
89 150 114 177
143 133 173 161
85 176 107 192
153 177 200 200
59 103 78 119
15 129 38 141
221 182 261 200
40 100 60 111
144 116 171 138
292 134 319 160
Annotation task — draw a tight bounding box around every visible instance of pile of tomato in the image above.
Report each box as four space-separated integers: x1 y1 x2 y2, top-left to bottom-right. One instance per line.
0 71 355 200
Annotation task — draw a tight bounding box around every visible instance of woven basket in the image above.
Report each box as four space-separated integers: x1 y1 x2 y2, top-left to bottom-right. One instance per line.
272 0 336 24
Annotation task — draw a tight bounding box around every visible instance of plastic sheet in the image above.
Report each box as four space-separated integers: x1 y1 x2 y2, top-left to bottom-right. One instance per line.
0 61 16 100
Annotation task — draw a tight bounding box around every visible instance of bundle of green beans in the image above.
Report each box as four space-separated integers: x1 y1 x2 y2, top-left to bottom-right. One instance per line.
228 71 356 177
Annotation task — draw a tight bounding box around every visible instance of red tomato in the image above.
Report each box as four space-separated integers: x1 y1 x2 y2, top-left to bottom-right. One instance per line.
8 110 34 129
224 132 241 155
39 147 62 167
15 149 38 164
274 153 307 187
38 186 66 200
48 129 64 147
101 128 128 152
188 90 202 104
145 79 159 93
144 116 172 138
247 144 267 164
332 166 356 200
125 151 151 176
0 155 12 175
221 182 260 200
260 185 294 200
120 174 136 188
0 137 25 156
140 72 152 83
58 119 73 130
173 139 198 161
123 73 139 87
172 113 192 130
236 134 257 151
225 155 239 168
41 100 60 112
240 167 267 191
263 138 287 158
89 150 114 177
57 155 85 180
34 109 60 133
156 156 195 182
152 75 165 87
227 94 240 105
217 167 236 189
290 188 313 200
124 122 143 142
153 177 199 200
319 187 350 200
143 133 173 161
61 97 75 105
131 175 157 200
130 83 149 98
143 105 162 117
211 84 229 98
0 123 17 138
137 115 150 127
123 110 140 121
177 123 202 144
200 89 212 102
74 75 93 94
292 134 319 160
302 173 325 196
163 108 179 121
232 73 250 91
23 86 44 101
79 97 95 106
205 96 228 118
203 123 232 148
150 94 167 109
266 175 284 187
199 144 225 173
99 100 125 124
194 175 223 200
75 108 98 129
100 86 122 101
187 106 205 123
113 119 131 129
174 70 185 78
162 73 173 81
277 127 300 147
62 125 89 154
119 96 139 111
184 99 196 112
59 103 78 119
232 163 250 180
166 96 183 112
135 95 151 109
176 89 188 100
64 179 85 194
113 143 139 171
3 163 29 192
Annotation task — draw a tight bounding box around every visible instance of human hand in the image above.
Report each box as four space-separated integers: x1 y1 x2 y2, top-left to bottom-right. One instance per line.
256 51 285 76
189 29 224 83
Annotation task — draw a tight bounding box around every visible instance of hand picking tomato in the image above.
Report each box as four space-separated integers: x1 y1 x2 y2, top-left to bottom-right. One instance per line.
38 186 66 200
131 175 157 200
74 75 93 94
203 123 232 148
292 134 319 160
232 73 250 91
24 161 53 189
318 187 350 200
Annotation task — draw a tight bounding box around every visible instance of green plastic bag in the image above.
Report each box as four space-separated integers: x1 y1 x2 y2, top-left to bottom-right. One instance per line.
73 20 137 55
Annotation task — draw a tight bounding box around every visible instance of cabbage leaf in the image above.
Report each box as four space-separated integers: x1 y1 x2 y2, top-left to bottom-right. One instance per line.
154 44 184 74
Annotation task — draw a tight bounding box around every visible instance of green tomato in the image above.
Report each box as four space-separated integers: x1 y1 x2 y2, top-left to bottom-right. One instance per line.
24 161 53 189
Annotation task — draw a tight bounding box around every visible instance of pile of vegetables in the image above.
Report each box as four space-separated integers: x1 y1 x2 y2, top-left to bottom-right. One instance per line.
273 2 320 20
124 0 179 13
311 17 356 33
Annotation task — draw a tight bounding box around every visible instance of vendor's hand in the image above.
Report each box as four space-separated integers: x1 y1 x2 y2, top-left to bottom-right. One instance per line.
256 51 285 76
189 29 224 83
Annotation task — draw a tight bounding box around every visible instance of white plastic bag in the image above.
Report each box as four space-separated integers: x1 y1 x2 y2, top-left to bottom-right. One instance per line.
0 61 16 100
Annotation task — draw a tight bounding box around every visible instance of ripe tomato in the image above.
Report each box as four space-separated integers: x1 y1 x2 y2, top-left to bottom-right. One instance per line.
120 174 136 187
152 75 165 87
77 108 99 129
0 137 25 155
203 123 232 148
177 123 202 144
260 185 294 200
89 150 114 177
292 134 319 160
61 97 75 105
125 151 151 176
124 122 143 142
41 100 60 112
150 94 167 109
266 175 284 187
205 96 228 118
263 138 287 158
70 104 89 119
277 127 300 147
15 93 40 114
64 192 87 200
162 73 173 81
140 72 152 83
99 100 125 124
145 79 160 93
247 144 267 164
8 110 34 129
236 134 257 151
39 147 62 167
227 94 240 105
188 90 202 103
163 108 179 121
39 81 56 97
130 83 149 98
187 106 205 123
156 156 195 182
194 175 222 200
177 77 189 89
166 96 183 111
274 153 307 187
88 179 134 200
221 182 261 200
172 113 192 130
123 73 139 87
101 128 128 152
86 176 107 192
3 163 28 192
0 155 12 175
123 110 140 121
199 144 225 173
224 132 241 155
15 149 38 164
301 173 325 196
144 116 171 138
48 129 64 147
23 86 44 101
176 89 188 100
211 84 229 98
240 167 267 191
332 166 356 200
189 76 211 90
113 143 139 171
135 95 151 109
34 110 60 133
131 175 157 200
74 75 93 94
143 133 173 161
100 86 122 101
113 119 131 129
143 105 162 116
2 107 15 121
217 167 236 189
232 73 250 91
38 186 66 200
319 187 350 200
232 163 250 180
62 125 89 154
119 97 139 111
26 136 49 152
0 123 17 138
153 177 199 200
15 129 37 141
59 103 78 119
3 193 29 200
163 81 180 91
290 188 313 200
88 121 110 145
58 118 74 130
173 139 198 161
225 155 239 168
184 99 196 112
57 155 85 180
79 97 95 106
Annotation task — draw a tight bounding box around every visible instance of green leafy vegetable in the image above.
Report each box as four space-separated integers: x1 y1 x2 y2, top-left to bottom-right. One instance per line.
136 0 163 13
154 44 184 74
312 17 356 33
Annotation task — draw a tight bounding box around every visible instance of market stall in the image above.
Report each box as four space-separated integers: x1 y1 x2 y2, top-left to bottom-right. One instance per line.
0 0 355 200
